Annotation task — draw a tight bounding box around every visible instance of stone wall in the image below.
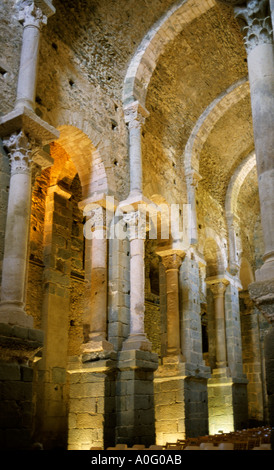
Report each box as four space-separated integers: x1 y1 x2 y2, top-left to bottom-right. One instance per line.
0 323 44 450
67 357 117 450
0 143 10 286
0 361 35 449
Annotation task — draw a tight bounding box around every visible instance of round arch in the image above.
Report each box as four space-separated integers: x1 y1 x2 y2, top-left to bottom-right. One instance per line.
123 0 216 110
225 150 256 217
184 77 250 175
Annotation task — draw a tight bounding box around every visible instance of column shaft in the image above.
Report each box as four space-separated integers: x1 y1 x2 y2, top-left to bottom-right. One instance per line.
160 252 184 358
165 268 181 355
0 132 34 327
16 24 41 111
124 101 148 197
129 124 142 196
208 281 229 369
248 43 274 279
81 205 113 353
129 237 145 336
122 210 151 351
214 293 227 367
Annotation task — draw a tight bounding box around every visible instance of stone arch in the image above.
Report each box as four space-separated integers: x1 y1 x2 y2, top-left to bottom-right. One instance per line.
50 107 117 198
54 125 111 200
203 236 226 278
225 150 256 217
123 0 216 110
184 77 250 175
225 152 256 273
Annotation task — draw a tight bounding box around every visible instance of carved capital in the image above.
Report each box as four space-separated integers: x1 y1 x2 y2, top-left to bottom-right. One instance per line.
124 101 149 130
161 253 183 271
16 0 55 28
88 206 107 232
123 210 146 240
209 281 229 298
234 0 273 52
3 130 39 175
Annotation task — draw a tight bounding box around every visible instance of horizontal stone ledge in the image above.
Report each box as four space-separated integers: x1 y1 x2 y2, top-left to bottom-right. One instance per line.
67 353 117 374
0 322 44 343
0 106 59 144
117 349 159 371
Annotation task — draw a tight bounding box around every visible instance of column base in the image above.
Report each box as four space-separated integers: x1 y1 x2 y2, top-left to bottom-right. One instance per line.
154 360 210 444
116 349 158 447
208 367 248 435
0 302 33 328
255 259 274 283
122 333 152 352
67 354 117 450
162 354 184 365
0 322 44 450
80 335 114 362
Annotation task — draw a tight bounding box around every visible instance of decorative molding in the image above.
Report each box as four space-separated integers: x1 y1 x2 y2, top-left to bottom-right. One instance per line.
208 281 229 298
124 101 149 129
16 0 55 28
123 210 147 240
3 130 38 175
161 253 183 271
234 0 273 52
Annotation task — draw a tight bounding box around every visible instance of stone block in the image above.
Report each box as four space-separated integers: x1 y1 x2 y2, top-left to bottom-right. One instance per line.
0 363 21 381
69 397 97 414
20 365 33 382
51 367 67 384
76 412 103 429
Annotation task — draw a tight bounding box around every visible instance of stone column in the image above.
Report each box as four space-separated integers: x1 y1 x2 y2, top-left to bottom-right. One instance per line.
226 0 274 447
226 212 240 275
234 1 274 282
121 210 151 351
124 101 149 198
81 205 113 355
160 252 184 358
208 280 229 369
0 0 58 328
15 0 55 111
185 169 202 245
0 132 37 327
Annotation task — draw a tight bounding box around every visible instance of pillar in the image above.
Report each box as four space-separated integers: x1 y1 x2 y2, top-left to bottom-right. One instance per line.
208 280 229 370
124 101 149 198
160 251 184 359
0 132 35 327
0 0 58 328
234 1 274 282
226 212 241 275
185 169 202 245
122 209 152 351
15 0 54 111
81 204 113 355
207 276 248 434
228 0 274 446
0 0 58 450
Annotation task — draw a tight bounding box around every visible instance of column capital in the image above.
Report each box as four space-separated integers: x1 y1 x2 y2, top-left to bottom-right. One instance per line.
124 101 149 129
123 210 147 240
3 130 38 175
16 0 55 28
208 280 229 298
160 252 184 271
233 0 273 52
